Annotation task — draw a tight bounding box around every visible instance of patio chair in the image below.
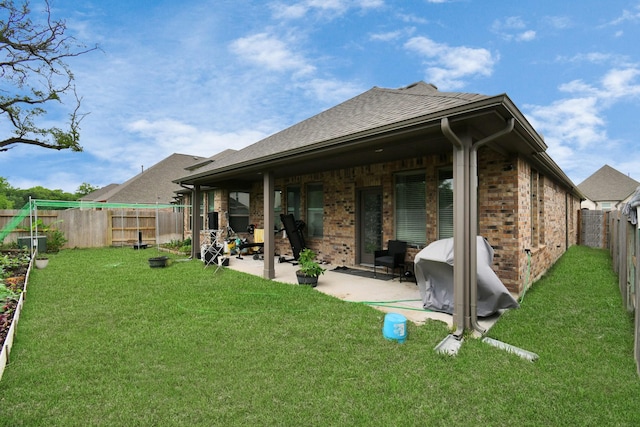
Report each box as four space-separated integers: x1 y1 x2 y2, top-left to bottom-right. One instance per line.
374 240 407 281
279 213 306 263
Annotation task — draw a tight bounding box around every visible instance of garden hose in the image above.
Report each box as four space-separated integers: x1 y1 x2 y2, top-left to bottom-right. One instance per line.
519 249 531 303
355 299 432 312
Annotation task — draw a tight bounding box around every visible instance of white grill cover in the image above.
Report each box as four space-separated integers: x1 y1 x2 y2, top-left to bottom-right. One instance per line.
414 237 519 316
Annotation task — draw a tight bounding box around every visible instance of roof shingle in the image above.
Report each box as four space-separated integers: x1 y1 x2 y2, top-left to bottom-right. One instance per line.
577 164 640 202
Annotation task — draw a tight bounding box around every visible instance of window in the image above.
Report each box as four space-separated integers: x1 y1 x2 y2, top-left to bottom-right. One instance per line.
438 169 453 239
274 190 282 229
287 186 301 219
530 170 540 246
206 190 217 229
395 172 426 246
229 191 250 232
207 191 216 213
188 192 205 231
306 184 323 238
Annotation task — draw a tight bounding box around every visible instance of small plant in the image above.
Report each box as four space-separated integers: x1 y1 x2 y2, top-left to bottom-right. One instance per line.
30 219 67 253
297 248 326 278
45 228 67 253
0 283 18 302
161 238 191 254
0 250 30 279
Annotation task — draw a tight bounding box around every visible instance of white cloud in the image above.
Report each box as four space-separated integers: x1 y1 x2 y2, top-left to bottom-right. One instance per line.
497 16 527 30
556 67 640 101
229 33 316 76
601 68 640 99
270 0 383 20
543 16 572 30
492 16 536 42
370 28 414 42
525 65 640 182
127 119 268 155
558 52 623 65
270 2 309 19
605 4 640 26
527 97 606 149
397 13 428 24
517 30 536 41
404 36 496 89
295 78 364 104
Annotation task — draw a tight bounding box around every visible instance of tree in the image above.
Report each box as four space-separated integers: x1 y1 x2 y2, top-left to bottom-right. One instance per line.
0 0 97 152
0 176 13 208
75 182 98 197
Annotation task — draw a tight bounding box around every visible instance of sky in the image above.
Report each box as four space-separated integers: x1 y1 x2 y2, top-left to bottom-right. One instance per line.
1 0 639 193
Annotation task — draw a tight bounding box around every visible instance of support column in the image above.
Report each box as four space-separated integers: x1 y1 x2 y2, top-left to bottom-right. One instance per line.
442 117 514 336
263 171 275 279
452 132 473 333
192 185 202 260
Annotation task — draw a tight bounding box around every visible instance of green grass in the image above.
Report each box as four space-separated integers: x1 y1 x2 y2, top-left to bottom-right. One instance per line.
1 245 639 426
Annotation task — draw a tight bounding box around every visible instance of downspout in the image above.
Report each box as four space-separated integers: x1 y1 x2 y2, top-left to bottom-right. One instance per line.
441 117 514 336
565 192 568 249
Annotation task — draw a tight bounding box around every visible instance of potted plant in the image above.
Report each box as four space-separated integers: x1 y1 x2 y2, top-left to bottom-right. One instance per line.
35 256 49 269
295 248 325 287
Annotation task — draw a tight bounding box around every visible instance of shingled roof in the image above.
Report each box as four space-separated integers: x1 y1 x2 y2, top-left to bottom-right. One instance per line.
577 164 640 202
94 153 206 204
188 82 490 176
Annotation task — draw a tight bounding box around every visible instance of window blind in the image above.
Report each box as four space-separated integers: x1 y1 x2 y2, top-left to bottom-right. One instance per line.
395 172 426 245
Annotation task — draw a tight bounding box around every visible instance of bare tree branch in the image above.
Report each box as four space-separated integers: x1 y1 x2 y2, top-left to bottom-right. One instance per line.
0 0 97 152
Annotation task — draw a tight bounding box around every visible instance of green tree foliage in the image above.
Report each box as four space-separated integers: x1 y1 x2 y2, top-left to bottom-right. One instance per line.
0 176 100 208
0 177 12 208
0 0 97 153
76 182 98 197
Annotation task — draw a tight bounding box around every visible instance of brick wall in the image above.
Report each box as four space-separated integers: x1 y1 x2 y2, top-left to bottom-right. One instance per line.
186 149 580 296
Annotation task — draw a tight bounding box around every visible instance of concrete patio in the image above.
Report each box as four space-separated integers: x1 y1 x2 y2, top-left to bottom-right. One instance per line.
222 255 502 332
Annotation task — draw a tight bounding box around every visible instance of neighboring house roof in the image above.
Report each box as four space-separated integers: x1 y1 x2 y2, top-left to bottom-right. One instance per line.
577 165 640 202
95 153 206 205
79 183 120 202
176 81 582 199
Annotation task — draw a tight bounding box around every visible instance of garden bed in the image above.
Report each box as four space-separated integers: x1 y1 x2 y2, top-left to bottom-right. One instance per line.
0 249 31 380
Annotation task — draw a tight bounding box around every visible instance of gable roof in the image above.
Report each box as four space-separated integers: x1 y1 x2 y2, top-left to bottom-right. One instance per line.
96 153 206 204
577 164 640 202
183 82 492 178
79 183 120 202
184 149 238 172
176 81 581 198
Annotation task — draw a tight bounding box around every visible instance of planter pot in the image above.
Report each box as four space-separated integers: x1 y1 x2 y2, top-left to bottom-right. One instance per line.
296 271 318 287
148 256 169 268
35 258 49 269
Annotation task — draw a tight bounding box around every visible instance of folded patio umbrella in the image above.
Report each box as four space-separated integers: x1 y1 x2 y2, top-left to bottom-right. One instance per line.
414 236 519 316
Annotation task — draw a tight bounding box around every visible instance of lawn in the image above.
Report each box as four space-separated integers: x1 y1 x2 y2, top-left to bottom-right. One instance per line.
0 245 638 426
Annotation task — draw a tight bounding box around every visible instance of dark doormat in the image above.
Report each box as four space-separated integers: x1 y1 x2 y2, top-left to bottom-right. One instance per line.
332 266 394 281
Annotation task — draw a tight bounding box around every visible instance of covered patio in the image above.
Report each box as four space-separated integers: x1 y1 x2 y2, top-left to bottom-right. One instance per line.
223 255 503 331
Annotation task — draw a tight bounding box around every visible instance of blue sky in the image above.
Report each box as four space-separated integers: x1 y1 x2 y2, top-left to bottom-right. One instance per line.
1 0 640 192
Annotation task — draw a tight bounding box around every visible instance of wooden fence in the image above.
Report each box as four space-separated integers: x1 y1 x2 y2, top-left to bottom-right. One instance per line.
578 209 608 248
0 208 183 248
607 210 639 376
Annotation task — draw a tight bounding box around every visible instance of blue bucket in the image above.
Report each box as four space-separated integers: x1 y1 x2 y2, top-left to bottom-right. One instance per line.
382 313 407 343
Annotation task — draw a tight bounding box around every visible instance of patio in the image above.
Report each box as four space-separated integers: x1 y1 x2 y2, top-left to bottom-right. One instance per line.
223 255 502 331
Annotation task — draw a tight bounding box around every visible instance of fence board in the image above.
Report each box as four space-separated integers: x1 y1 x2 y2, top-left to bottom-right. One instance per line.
0 208 182 248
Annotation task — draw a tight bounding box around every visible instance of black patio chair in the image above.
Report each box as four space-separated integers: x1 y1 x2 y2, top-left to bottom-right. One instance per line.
279 213 306 263
374 240 407 281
